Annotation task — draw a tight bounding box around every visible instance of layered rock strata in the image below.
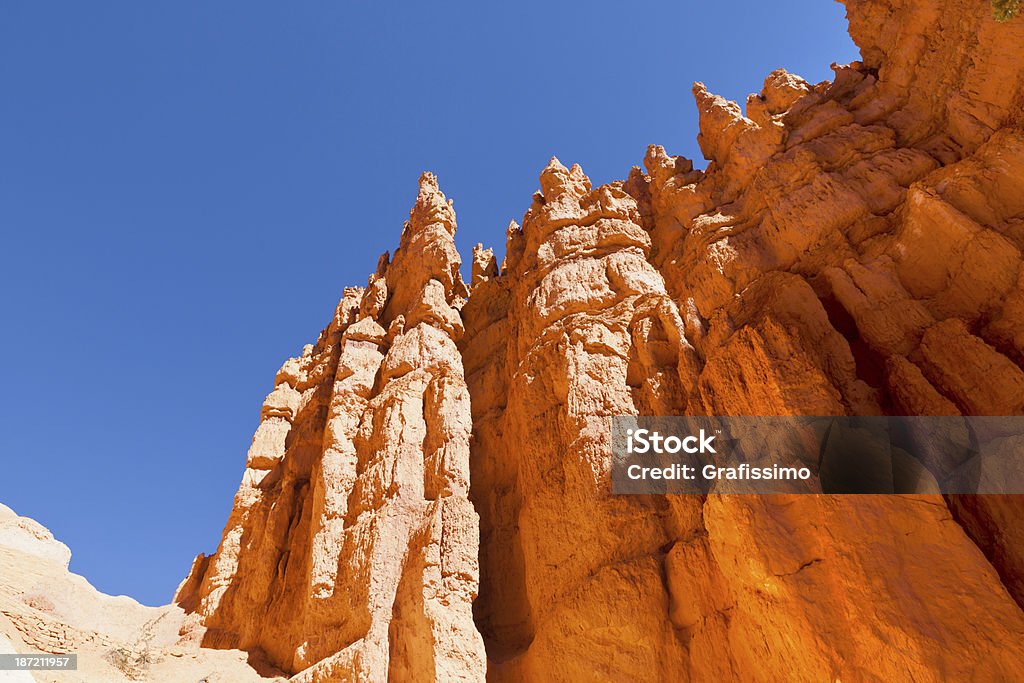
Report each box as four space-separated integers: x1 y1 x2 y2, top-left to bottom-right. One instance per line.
177 1 1024 681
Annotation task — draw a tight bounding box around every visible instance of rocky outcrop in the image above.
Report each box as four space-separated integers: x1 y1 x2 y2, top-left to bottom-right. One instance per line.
176 174 485 682
0 504 272 682
169 0 1024 681
0 503 71 569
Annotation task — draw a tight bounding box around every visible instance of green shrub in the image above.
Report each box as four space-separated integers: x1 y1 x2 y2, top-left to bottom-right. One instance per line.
993 0 1021 21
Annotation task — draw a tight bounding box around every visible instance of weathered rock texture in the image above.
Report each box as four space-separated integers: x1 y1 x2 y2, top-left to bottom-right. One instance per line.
174 1 1024 681
175 174 485 682
0 504 273 682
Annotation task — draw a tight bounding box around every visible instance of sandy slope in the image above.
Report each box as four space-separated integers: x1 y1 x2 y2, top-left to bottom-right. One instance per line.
0 503 281 683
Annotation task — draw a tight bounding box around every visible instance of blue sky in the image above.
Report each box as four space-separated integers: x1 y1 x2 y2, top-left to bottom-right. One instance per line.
0 2 859 606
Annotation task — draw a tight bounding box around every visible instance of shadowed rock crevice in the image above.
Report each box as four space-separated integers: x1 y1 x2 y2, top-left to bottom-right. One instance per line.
945 495 1024 610
387 523 436 683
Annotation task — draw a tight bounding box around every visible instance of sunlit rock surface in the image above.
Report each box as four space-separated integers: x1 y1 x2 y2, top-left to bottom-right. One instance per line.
9 1 1024 681
181 1 1024 680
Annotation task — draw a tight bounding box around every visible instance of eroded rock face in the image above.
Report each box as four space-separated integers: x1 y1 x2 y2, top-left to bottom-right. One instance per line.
176 174 485 682
177 1 1024 681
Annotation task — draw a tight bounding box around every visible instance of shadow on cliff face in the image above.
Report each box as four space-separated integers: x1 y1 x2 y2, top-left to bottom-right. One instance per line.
386 519 436 681
467 480 535 664
463 360 537 664
816 289 893 411
244 649 291 680
174 418 317 674
946 495 1024 609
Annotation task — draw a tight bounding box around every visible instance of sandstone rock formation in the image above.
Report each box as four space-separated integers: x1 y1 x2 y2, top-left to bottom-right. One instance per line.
176 173 485 682
10 0 1024 681
176 1 1024 680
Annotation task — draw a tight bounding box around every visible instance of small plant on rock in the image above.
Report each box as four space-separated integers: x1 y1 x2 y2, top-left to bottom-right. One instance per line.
993 0 1021 21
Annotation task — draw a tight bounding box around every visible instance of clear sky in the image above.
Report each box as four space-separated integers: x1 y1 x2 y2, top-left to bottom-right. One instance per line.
0 2 859 606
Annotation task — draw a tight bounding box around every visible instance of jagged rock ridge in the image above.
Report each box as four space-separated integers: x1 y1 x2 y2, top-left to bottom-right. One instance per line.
176 1 1024 681
176 173 485 682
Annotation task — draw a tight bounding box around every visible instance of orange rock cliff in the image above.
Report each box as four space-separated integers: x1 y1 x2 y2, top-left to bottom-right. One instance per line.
173 1 1024 680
